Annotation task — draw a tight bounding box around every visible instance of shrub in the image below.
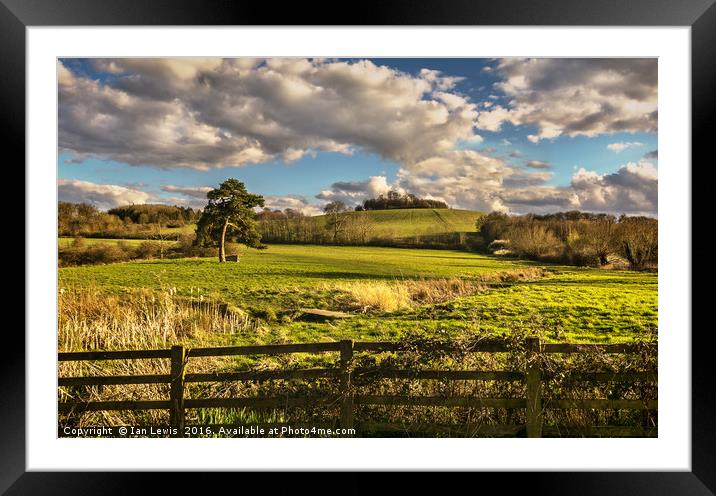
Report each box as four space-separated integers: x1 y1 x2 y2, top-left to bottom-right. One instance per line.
506 223 562 259
136 241 163 259
59 242 135 266
174 234 215 258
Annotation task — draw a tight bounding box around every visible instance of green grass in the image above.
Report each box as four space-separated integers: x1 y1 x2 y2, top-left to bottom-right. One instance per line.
330 208 482 237
59 244 657 345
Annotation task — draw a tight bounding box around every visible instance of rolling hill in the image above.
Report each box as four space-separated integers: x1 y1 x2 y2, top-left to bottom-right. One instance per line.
326 208 483 238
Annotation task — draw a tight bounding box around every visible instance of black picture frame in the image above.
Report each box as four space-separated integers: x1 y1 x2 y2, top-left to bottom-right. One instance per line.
5 0 710 492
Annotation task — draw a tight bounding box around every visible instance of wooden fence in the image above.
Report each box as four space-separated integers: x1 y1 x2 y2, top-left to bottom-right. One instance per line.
58 338 657 438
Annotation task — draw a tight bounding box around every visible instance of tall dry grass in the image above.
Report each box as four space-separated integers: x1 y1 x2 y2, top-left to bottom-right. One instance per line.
58 287 255 427
58 287 250 352
333 268 547 313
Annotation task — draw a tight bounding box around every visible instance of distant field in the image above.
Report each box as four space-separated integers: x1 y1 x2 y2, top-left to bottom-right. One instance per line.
163 224 195 236
59 244 657 345
328 208 482 237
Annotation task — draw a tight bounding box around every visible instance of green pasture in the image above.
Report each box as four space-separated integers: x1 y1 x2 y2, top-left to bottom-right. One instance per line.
330 208 482 237
58 244 657 345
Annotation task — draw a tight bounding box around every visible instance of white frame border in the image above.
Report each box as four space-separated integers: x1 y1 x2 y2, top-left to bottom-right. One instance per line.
27 26 690 471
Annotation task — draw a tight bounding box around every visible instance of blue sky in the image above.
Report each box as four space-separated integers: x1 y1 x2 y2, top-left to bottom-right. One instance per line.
58 57 658 215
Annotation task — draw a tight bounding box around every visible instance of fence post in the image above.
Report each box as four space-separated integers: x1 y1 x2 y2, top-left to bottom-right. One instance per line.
339 340 354 432
170 345 186 438
525 337 543 438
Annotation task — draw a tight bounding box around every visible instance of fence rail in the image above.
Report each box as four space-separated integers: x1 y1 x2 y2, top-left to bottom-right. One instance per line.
58 338 657 438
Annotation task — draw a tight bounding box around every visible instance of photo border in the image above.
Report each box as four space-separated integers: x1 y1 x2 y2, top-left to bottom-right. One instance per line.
5 0 711 491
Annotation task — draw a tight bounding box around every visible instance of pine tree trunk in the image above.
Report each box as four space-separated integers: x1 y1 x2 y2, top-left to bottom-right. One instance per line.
219 219 228 262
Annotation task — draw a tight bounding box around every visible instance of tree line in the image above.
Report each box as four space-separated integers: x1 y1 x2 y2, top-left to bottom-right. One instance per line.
359 190 448 211
58 202 201 238
107 204 200 225
477 211 657 269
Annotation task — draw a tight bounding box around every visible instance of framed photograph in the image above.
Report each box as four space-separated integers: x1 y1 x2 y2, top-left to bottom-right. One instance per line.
7 0 711 490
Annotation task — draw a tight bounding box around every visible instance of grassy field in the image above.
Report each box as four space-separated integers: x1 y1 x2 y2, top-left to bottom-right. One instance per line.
322 208 482 237
59 244 657 346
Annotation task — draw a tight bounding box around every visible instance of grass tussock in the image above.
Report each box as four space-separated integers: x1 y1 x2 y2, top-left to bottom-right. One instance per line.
334 268 547 313
59 287 251 352
335 281 413 312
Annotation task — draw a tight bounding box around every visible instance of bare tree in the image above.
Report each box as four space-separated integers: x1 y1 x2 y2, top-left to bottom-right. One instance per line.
323 201 348 243
574 216 617 265
153 214 168 259
616 216 658 269
344 211 375 244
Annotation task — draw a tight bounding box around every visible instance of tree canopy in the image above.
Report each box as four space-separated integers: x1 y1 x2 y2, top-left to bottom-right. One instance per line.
363 190 448 210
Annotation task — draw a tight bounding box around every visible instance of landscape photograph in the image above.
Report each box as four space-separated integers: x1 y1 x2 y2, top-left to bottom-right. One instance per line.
57 57 658 438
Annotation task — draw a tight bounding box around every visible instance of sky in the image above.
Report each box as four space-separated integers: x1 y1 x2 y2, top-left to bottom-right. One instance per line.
57 57 658 216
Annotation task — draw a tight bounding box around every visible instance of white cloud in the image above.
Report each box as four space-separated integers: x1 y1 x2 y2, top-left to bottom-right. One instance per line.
463 134 484 144
419 68 465 90
499 188 579 210
570 161 657 215
643 149 658 160
607 141 644 152
58 58 658 217
476 58 657 142
316 175 396 206
58 179 152 210
395 150 534 213
161 185 212 199
262 195 323 216
476 105 511 132
59 58 478 169
525 160 551 169
381 150 655 215
502 170 554 188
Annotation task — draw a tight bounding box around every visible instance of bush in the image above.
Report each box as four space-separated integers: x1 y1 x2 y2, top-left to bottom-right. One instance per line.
174 234 215 258
506 223 562 259
59 243 134 266
136 241 163 259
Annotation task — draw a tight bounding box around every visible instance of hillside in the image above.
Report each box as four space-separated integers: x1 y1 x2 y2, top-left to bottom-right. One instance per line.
318 208 483 238
256 207 486 249
167 208 485 240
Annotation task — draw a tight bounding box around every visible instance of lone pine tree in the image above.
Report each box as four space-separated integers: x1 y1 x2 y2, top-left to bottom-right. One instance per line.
194 179 266 262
